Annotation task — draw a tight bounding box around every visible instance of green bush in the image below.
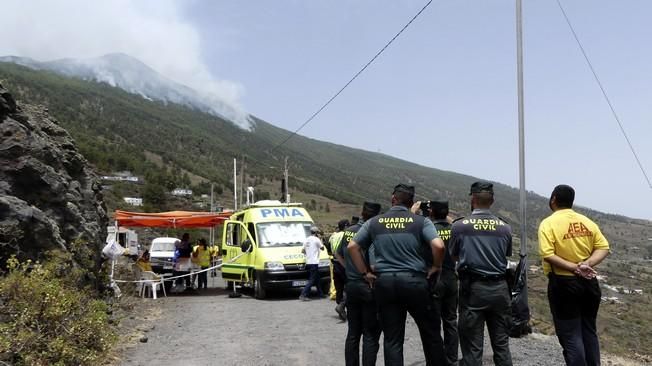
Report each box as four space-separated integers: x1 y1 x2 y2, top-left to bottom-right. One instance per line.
0 254 116 365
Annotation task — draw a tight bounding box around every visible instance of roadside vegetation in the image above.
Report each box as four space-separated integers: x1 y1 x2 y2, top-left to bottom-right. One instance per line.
0 252 116 365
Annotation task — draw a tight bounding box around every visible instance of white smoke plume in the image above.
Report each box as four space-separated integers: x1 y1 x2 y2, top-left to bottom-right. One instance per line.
0 0 250 128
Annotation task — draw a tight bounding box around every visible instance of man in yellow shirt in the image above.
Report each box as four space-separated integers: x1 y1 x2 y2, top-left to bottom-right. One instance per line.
538 185 609 366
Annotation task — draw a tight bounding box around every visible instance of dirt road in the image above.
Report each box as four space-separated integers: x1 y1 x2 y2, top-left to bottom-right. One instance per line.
117 275 592 366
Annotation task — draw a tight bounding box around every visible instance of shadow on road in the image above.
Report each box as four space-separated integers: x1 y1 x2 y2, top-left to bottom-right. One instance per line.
162 274 331 303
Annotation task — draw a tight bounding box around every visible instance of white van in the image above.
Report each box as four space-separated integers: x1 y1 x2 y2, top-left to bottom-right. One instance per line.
149 237 177 275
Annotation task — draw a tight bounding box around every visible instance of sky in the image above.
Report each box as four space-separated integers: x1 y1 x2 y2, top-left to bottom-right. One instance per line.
1 1 651 220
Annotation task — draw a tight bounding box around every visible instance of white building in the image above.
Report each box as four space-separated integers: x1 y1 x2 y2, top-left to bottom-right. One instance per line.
172 188 193 196
101 175 139 182
123 197 143 206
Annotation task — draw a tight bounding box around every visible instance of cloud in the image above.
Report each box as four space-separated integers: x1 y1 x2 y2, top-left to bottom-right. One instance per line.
0 0 248 126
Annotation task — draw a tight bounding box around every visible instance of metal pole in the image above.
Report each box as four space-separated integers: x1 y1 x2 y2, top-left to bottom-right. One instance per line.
240 155 245 208
210 183 214 246
516 0 527 255
111 219 119 280
284 157 289 203
233 158 238 211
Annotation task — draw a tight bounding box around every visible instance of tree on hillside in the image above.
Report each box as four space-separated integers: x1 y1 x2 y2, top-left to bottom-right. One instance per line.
181 172 191 187
143 182 166 209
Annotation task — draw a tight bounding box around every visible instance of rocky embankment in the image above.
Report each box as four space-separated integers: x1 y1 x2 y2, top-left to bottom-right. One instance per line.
0 83 107 269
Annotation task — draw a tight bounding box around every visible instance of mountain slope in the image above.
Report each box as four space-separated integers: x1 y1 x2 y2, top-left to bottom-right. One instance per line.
0 61 649 243
0 54 250 129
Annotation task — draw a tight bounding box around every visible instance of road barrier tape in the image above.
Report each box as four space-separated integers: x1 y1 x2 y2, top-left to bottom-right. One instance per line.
113 253 247 284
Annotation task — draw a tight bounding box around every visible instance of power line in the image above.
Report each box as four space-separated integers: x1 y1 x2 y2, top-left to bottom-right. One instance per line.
270 0 434 153
555 0 652 189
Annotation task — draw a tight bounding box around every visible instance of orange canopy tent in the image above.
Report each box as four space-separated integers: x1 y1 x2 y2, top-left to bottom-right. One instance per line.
114 210 233 228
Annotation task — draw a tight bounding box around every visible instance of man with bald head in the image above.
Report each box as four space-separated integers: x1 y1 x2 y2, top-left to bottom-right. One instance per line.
450 181 513 366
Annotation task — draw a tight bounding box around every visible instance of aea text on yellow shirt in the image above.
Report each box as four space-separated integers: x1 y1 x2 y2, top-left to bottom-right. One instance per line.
538 209 609 276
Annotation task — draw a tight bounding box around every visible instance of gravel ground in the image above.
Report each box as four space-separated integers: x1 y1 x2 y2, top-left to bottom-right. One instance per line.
118 275 636 366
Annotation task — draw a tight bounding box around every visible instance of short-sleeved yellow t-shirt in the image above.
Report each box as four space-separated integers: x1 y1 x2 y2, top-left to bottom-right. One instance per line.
538 208 610 276
192 246 212 267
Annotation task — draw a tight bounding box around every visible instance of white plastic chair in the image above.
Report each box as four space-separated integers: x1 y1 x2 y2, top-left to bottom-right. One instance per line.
140 271 166 299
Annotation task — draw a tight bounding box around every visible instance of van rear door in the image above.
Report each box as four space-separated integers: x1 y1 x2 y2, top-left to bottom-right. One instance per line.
221 220 256 283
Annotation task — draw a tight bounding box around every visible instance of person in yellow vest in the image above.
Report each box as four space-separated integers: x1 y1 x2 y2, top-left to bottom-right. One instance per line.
136 250 160 280
136 250 154 272
192 238 212 290
209 244 220 277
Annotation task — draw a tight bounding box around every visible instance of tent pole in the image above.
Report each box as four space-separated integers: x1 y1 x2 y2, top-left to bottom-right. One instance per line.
110 219 118 281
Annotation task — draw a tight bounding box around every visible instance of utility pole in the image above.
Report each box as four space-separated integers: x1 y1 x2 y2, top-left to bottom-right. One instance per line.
284 157 289 203
240 154 245 208
233 158 237 211
513 0 531 334
516 0 527 255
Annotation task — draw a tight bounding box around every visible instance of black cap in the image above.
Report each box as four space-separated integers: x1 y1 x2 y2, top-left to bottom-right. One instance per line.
337 219 350 230
429 200 449 210
393 184 415 197
362 201 382 216
469 181 494 195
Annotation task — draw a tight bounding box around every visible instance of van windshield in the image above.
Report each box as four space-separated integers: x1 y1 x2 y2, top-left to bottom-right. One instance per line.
151 241 176 252
256 222 312 248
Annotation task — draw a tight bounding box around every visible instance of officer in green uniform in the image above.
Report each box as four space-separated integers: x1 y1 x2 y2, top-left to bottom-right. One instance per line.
335 202 382 366
348 184 446 366
330 218 350 320
429 200 459 366
450 182 513 366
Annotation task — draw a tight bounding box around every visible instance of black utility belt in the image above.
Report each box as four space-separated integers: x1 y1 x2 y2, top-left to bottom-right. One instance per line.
459 272 505 282
547 273 596 281
377 271 425 278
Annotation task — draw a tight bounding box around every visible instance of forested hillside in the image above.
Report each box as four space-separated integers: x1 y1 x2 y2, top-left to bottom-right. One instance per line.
0 61 648 243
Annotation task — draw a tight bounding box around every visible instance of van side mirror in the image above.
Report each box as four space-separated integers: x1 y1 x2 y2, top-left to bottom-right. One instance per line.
240 239 253 253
